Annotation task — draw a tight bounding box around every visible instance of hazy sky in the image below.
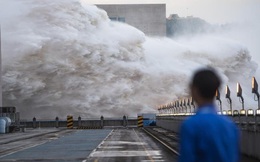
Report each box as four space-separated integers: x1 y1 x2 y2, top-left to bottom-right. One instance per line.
86 0 260 24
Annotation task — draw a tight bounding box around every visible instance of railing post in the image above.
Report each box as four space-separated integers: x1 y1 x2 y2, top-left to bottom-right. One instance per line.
78 116 81 127
100 116 104 128
123 115 127 127
33 117 36 129
55 117 59 128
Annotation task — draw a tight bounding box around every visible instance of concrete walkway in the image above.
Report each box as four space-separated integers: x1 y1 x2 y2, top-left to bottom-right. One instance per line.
0 129 112 162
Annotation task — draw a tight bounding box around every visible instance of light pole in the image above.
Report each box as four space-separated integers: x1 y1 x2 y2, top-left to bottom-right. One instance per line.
184 98 188 114
216 89 222 114
175 100 179 114
176 100 180 115
225 85 232 115
171 102 174 114
187 98 191 114
252 77 260 119
252 77 260 109
237 83 245 111
190 97 195 113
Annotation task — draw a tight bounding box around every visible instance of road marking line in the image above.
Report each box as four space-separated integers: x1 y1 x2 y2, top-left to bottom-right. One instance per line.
85 129 114 162
90 150 161 157
133 128 155 162
142 160 165 162
0 141 47 159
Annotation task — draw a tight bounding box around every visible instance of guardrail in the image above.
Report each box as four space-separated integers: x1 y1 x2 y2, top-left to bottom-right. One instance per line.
20 116 138 128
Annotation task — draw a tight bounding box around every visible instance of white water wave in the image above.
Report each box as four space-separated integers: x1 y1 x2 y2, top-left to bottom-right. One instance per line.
0 0 258 119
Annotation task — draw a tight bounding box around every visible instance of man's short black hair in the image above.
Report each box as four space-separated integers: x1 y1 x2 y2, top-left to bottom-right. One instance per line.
191 68 221 99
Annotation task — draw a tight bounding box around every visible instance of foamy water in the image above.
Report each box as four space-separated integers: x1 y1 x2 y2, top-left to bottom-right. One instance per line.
0 0 259 119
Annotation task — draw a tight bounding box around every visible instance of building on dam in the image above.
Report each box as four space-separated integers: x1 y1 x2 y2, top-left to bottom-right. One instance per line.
96 4 166 36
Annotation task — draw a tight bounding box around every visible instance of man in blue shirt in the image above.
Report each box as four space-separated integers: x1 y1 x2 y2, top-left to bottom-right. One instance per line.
178 68 240 162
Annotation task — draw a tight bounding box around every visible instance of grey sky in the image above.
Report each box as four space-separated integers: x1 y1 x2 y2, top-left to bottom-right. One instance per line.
85 0 260 24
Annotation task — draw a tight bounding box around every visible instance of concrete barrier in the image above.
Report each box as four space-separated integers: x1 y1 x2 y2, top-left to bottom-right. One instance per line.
156 115 260 160
240 130 260 159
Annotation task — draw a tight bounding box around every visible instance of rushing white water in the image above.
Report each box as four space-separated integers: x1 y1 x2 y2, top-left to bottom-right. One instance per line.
0 0 259 119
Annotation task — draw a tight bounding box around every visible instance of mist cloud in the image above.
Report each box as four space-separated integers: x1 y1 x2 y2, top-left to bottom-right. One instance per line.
0 0 259 119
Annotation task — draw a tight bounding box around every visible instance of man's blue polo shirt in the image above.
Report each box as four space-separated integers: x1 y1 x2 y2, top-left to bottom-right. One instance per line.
178 104 240 162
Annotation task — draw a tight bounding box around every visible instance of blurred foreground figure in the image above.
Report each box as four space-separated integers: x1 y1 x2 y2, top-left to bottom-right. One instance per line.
178 68 240 162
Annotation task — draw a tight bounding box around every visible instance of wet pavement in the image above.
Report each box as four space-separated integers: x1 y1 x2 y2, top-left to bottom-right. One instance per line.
87 128 177 162
1 127 255 162
0 128 74 158
0 129 112 162
0 128 178 162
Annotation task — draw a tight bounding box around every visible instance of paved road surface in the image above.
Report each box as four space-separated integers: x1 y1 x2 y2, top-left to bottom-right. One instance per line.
86 128 178 162
1 128 256 162
0 129 111 162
